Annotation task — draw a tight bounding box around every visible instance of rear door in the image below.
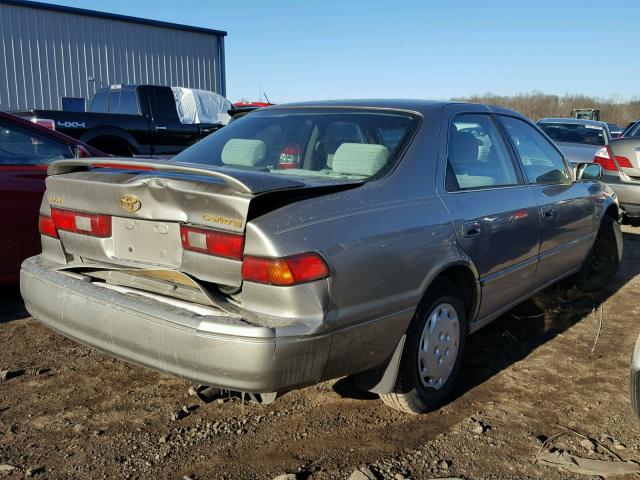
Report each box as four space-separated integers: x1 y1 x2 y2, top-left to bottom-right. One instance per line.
0 118 74 281
148 87 200 156
497 115 596 288
437 106 540 320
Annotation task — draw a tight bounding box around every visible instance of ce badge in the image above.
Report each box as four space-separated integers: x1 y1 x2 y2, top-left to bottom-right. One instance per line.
120 194 142 212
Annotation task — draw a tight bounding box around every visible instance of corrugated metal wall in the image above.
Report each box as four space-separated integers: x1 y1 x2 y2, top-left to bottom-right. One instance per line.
0 2 225 111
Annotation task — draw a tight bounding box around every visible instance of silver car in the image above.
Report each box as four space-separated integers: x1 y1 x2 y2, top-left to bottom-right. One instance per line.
594 137 640 218
20 100 622 414
537 118 612 164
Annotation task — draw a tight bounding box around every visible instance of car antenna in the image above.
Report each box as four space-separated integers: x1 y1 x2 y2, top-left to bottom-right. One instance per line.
263 91 272 105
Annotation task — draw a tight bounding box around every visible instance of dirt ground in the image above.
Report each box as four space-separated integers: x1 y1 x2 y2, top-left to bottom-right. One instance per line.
1 227 640 480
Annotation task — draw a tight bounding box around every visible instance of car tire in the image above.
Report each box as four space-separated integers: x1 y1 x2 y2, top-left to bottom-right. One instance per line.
575 214 623 292
380 279 467 414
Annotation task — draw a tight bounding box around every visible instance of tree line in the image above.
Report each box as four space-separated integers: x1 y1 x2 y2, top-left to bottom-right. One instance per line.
453 91 640 127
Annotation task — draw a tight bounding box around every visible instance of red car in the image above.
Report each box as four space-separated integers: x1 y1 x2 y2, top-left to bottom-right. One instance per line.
0 111 104 284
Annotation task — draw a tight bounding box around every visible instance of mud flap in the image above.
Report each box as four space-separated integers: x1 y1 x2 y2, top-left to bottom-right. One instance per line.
350 335 406 395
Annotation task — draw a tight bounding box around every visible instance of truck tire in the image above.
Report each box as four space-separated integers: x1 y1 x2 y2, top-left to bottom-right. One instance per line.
575 214 623 292
380 279 467 414
88 137 134 157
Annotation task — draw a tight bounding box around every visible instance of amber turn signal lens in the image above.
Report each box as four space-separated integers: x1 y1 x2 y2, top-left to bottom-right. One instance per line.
241 253 330 286
38 214 58 239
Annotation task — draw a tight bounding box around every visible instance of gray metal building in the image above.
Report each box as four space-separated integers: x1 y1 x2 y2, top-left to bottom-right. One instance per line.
0 0 226 111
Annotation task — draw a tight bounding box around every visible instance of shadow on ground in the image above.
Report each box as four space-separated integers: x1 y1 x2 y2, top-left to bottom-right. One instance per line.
334 227 640 403
0 283 27 323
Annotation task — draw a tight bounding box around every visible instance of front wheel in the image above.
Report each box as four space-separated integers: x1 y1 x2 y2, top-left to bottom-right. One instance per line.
380 279 467 414
575 215 623 292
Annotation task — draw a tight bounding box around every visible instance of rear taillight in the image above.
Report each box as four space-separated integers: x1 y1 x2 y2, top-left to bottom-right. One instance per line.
51 208 112 238
593 146 617 171
593 146 633 171
31 118 55 130
38 215 58 238
277 144 301 169
616 155 633 168
241 253 330 286
180 225 244 260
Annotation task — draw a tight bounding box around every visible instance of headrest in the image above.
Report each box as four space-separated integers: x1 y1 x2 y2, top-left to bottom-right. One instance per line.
332 143 389 177
221 139 266 166
449 131 479 165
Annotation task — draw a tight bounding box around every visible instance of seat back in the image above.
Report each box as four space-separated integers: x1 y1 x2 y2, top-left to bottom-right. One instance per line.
221 139 266 166
332 143 389 177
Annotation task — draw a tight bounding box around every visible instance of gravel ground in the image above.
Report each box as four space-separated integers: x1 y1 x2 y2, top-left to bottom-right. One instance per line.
1 226 640 479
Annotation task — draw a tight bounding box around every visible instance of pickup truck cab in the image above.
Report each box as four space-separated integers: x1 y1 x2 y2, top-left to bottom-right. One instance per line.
14 85 231 157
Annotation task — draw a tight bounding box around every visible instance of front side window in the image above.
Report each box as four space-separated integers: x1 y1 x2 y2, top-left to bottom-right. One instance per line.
173 108 420 181
152 89 180 122
500 116 571 185
446 114 519 191
0 120 74 165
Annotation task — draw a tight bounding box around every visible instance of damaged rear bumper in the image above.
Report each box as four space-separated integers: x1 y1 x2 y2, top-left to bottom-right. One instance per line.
20 255 331 393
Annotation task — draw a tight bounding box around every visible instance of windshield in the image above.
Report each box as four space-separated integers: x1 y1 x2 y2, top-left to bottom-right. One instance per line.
537 122 606 146
173 108 420 181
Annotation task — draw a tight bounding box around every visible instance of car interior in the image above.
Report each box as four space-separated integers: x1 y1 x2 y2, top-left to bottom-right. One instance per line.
446 120 518 190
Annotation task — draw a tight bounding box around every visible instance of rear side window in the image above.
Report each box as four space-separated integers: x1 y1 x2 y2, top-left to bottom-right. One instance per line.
446 114 519 191
500 116 571 185
108 91 121 114
0 120 74 165
119 90 140 115
628 122 640 137
91 92 108 113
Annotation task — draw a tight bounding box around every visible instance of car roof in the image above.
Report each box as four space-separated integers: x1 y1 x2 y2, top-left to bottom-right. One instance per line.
258 99 525 118
538 117 609 128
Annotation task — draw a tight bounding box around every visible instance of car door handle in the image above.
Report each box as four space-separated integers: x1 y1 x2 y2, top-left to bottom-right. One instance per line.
542 207 556 220
155 126 167 131
462 220 481 238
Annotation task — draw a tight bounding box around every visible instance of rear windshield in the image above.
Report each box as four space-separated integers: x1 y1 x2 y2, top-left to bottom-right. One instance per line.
626 122 640 137
538 122 606 146
173 108 420 180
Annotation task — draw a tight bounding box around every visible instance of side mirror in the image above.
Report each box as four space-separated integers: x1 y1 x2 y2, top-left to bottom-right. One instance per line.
575 162 603 181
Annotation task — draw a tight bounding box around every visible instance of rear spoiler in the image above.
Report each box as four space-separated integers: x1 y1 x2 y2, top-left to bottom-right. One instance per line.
48 158 305 195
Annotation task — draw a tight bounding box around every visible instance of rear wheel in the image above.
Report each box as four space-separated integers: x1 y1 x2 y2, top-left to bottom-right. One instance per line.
380 279 467 414
575 215 622 292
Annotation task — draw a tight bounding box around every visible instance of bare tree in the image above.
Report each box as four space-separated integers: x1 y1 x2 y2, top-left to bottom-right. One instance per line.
453 91 640 126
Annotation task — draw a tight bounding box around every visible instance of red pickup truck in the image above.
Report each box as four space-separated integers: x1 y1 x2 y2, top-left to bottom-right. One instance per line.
0 111 104 284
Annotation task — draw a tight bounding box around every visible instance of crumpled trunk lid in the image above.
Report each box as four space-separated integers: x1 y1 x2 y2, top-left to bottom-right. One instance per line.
609 137 640 179
44 159 360 288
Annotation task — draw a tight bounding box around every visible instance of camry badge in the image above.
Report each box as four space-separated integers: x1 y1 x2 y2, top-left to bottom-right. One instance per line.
120 194 141 212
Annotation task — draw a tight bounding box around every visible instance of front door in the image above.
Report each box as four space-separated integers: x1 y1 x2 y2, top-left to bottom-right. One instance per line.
497 115 596 287
437 108 540 320
149 87 200 156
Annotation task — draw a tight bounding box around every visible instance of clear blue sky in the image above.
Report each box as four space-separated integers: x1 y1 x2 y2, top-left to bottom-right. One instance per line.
44 0 640 103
